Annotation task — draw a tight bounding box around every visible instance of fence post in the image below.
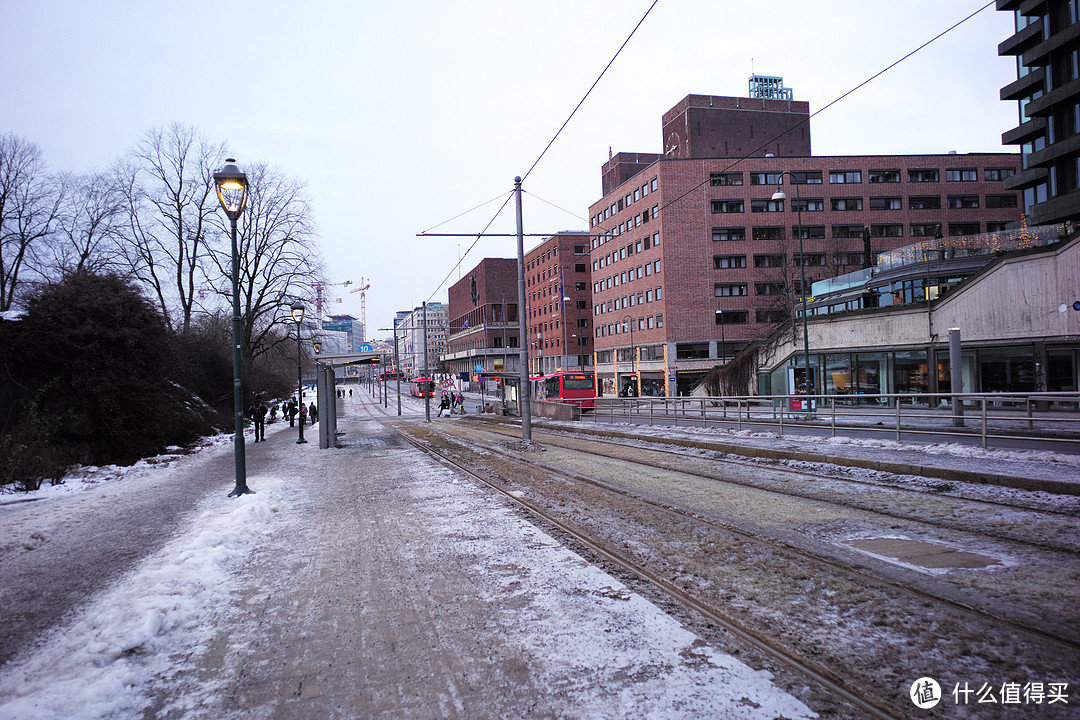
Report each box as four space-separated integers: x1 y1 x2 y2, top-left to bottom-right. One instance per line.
981 397 988 448
896 396 902 442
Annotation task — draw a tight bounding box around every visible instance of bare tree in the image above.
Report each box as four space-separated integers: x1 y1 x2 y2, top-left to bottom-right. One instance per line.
205 162 324 365
49 171 127 276
0 133 62 310
116 124 226 332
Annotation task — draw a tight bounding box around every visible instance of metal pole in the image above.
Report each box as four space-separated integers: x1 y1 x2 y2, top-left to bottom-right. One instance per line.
395 328 402 415
229 216 250 496
795 178 813 410
296 320 307 444
515 177 532 440
423 301 431 422
950 327 964 427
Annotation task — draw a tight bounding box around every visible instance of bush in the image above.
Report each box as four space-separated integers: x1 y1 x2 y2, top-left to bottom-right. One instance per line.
0 271 219 489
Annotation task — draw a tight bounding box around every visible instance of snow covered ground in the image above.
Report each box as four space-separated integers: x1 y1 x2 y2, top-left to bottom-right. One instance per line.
1 413 1076 719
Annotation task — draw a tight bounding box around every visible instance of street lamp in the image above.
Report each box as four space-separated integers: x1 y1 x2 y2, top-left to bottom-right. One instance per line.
291 301 308 444
214 159 250 497
715 302 726 364
622 314 636 397
771 173 814 404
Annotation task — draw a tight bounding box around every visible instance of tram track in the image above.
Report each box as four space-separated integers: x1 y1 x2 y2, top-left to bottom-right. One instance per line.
384 422 900 720
353 399 1080 720
476 422 1080 557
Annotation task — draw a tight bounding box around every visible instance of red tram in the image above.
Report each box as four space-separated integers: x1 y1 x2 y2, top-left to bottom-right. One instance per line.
533 371 596 409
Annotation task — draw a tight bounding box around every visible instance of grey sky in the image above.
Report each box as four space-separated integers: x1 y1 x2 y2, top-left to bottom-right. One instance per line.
0 1 1017 337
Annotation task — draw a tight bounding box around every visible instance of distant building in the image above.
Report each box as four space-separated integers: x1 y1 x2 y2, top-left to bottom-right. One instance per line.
444 258 521 378
588 85 1022 395
397 303 447 377
524 231 594 375
322 314 361 351
998 0 1080 227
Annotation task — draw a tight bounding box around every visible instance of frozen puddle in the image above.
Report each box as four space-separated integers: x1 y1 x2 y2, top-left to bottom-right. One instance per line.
848 537 1004 573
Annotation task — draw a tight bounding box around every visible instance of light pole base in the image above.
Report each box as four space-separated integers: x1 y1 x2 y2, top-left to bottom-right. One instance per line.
228 485 255 498
296 439 308 444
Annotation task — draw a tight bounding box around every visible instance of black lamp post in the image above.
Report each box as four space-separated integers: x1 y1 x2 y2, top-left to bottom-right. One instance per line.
771 173 814 404
214 159 251 497
292 301 308 444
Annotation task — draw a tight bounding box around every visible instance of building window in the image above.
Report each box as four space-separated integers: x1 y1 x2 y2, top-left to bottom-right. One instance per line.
871 224 903 237
793 253 826 267
948 222 981 236
574 263 587 272
908 168 940 182
793 225 826 239
791 198 825 212
909 195 941 209
792 171 823 184
653 232 660 246
947 195 980 209
835 252 865 266
946 168 978 182
986 194 1018 208
831 197 863 211
712 227 746 242
716 310 749 325
755 282 785 295
752 226 784 241
829 170 862 184
712 200 744 214
832 224 865 238
869 169 901 183
750 172 785 185
756 309 787 323
986 221 1009 232
985 168 1015 181
653 260 661 274
575 282 587 290
651 177 657 192
751 198 784 213
753 253 784 268
710 172 744 186
869 196 902 210
714 255 747 269
910 224 941 237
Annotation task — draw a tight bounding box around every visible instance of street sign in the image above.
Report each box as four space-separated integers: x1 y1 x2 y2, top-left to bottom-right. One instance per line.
357 343 373 352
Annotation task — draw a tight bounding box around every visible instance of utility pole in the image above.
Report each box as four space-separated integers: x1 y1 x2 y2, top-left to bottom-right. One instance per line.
423 300 431 423
515 177 532 441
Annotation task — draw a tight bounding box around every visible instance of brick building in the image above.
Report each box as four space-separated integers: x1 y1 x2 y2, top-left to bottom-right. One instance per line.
524 231 593 375
588 84 1023 396
444 258 521 378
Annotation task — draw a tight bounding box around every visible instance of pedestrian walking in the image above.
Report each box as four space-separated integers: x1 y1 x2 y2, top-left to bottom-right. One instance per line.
309 402 318 424
248 397 268 442
299 402 308 426
438 392 450 417
288 400 297 427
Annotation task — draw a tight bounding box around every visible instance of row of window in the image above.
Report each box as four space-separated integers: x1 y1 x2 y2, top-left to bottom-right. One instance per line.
714 252 864 270
596 314 664 337
592 176 659 226
710 168 1015 186
710 194 1017 214
593 260 662 294
712 222 1007 241
594 286 664 316
593 232 660 272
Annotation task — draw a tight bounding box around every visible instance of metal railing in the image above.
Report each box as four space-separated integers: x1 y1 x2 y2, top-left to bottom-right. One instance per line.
585 392 1080 451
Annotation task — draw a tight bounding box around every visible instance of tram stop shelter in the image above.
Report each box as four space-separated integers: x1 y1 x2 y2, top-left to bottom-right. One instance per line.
312 351 382 448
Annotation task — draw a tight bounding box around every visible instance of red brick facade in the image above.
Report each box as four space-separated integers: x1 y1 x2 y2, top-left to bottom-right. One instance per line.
524 232 593 374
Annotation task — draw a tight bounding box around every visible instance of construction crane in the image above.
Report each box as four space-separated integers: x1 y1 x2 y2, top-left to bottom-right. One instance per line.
313 280 352 318
349 278 371 341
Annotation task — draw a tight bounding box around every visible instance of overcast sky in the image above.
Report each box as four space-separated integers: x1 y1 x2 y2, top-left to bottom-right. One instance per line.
0 1 1017 340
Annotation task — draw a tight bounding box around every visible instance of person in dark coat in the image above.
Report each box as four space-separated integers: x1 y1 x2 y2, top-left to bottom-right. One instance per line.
249 397 268 442
309 402 318 424
288 399 297 427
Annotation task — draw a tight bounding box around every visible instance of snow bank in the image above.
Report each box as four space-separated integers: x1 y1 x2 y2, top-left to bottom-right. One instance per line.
0 474 286 720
